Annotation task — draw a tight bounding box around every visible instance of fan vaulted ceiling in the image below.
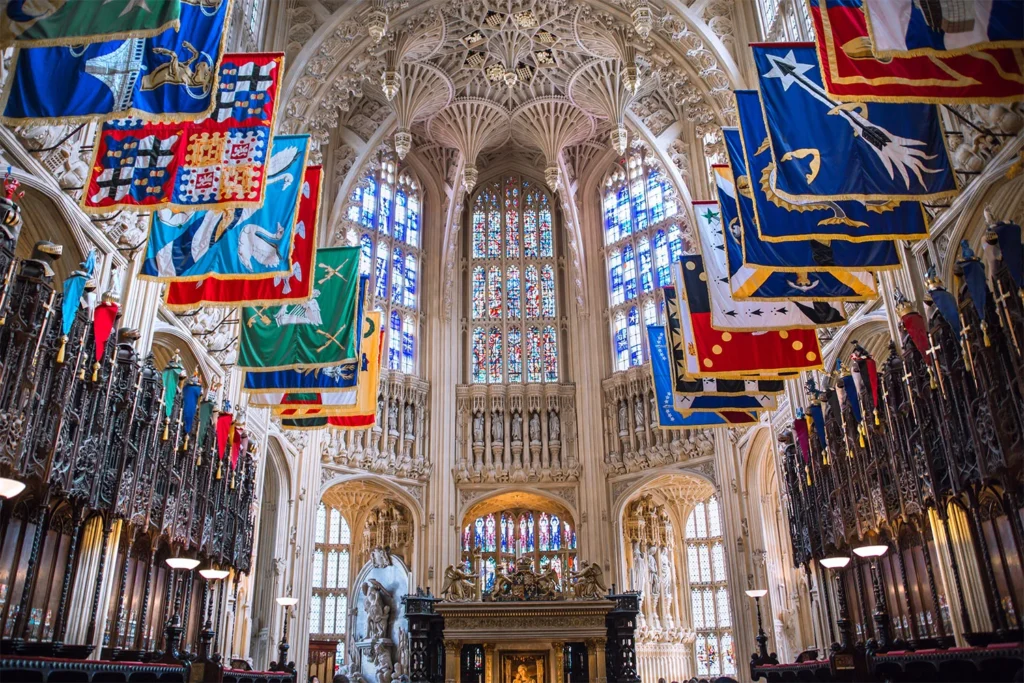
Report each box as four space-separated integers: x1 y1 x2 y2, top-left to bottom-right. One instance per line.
281 0 739 172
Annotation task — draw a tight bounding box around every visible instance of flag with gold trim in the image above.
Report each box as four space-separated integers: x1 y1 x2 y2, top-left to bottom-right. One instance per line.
753 43 957 203
808 0 1024 104
238 246 362 371
163 165 321 311
673 260 824 377
1 0 181 47
647 324 759 429
84 52 284 213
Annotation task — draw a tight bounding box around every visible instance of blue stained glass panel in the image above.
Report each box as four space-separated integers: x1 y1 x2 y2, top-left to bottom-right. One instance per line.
539 513 550 551
647 169 665 224
394 188 407 242
615 186 630 238
525 266 540 318
374 242 389 300
471 328 486 382
361 177 376 227
487 187 501 259
401 319 414 374
475 517 484 549
389 310 402 370
391 247 405 305
488 266 502 318
407 196 420 247
404 254 417 308
613 315 628 371
637 237 653 293
487 327 502 383
505 177 520 257
507 327 522 383
359 235 373 276
542 326 557 382
541 265 555 318
604 193 618 244
507 265 521 320
472 267 486 319
669 224 684 264
539 202 553 257
609 251 624 306
526 326 542 383
631 178 648 232
627 306 641 366
622 245 637 301
527 513 535 552
485 514 496 552
472 208 487 259
378 182 392 233
551 515 560 550
654 230 670 286
523 189 538 257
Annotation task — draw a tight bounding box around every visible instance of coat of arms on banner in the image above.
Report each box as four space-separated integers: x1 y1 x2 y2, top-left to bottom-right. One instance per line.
83 52 283 213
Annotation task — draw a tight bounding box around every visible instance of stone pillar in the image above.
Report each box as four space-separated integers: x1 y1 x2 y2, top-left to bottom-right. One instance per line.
483 642 496 683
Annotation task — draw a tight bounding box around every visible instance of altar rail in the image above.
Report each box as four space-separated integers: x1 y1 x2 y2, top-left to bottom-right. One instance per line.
0 655 296 683
0 230 257 658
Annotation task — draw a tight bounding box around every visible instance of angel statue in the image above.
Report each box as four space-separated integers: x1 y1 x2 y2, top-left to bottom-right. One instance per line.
570 562 607 600
440 565 477 602
362 579 391 640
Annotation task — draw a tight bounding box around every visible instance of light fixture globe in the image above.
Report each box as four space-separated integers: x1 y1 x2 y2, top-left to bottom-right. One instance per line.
745 589 768 598
820 556 852 569
166 557 201 571
853 544 889 558
0 477 26 499
276 597 299 607
200 568 230 581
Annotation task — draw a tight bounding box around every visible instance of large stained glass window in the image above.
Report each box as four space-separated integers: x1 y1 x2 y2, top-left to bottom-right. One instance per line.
461 506 578 593
469 175 559 384
685 495 735 678
603 150 683 371
347 154 421 375
310 502 352 654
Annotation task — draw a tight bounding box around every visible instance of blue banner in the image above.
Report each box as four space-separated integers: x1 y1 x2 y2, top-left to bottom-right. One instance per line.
753 44 957 202
1 0 231 123
648 325 755 428
141 134 308 282
735 90 930 243
718 135 884 302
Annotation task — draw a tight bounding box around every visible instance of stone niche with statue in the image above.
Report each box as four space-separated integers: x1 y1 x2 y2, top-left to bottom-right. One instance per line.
350 549 411 683
435 559 633 683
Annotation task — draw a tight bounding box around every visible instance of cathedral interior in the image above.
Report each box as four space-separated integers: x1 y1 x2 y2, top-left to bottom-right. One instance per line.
0 0 1021 682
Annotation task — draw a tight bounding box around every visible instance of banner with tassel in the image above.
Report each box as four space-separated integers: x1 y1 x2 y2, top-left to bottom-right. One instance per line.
59 250 94 364
808 401 829 465
957 241 991 346
215 402 233 479
92 284 119 381
160 352 186 440
181 373 203 451
195 397 214 466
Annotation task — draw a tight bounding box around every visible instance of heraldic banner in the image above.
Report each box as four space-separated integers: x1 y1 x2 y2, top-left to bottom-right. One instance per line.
692 199 847 328
808 0 1024 104
648 325 757 429
1 0 181 48
164 165 321 310
752 43 957 203
238 246 363 372
1 0 231 123
140 133 309 282
862 0 1023 56
84 52 284 213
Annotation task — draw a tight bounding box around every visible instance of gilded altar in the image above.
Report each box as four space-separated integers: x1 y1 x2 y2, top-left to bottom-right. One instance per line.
435 600 614 683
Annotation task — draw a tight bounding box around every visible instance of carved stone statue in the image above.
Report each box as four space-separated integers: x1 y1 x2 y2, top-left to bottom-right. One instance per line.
634 397 645 430
362 579 391 641
660 548 674 605
403 404 413 433
511 411 523 442
570 562 606 600
618 401 628 433
371 640 394 683
529 411 541 442
548 410 560 442
491 411 503 442
630 542 646 591
387 401 398 427
647 546 661 596
472 412 484 443
536 567 560 600
441 565 477 602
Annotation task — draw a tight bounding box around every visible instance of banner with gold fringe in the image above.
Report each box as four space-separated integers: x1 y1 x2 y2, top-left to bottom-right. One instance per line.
1 0 181 48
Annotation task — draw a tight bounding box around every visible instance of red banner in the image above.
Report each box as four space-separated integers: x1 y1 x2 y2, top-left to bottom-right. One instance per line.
810 0 1024 104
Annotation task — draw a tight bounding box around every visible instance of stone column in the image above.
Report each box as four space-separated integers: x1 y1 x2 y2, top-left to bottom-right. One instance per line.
483 643 497 683
552 641 565 682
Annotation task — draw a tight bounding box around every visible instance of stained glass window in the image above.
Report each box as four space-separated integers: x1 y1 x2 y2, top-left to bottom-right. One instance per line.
469 175 559 384
603 150 682 368
310 503 352 645
462 507 578 593
347 155 421 373
686 495 735 676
